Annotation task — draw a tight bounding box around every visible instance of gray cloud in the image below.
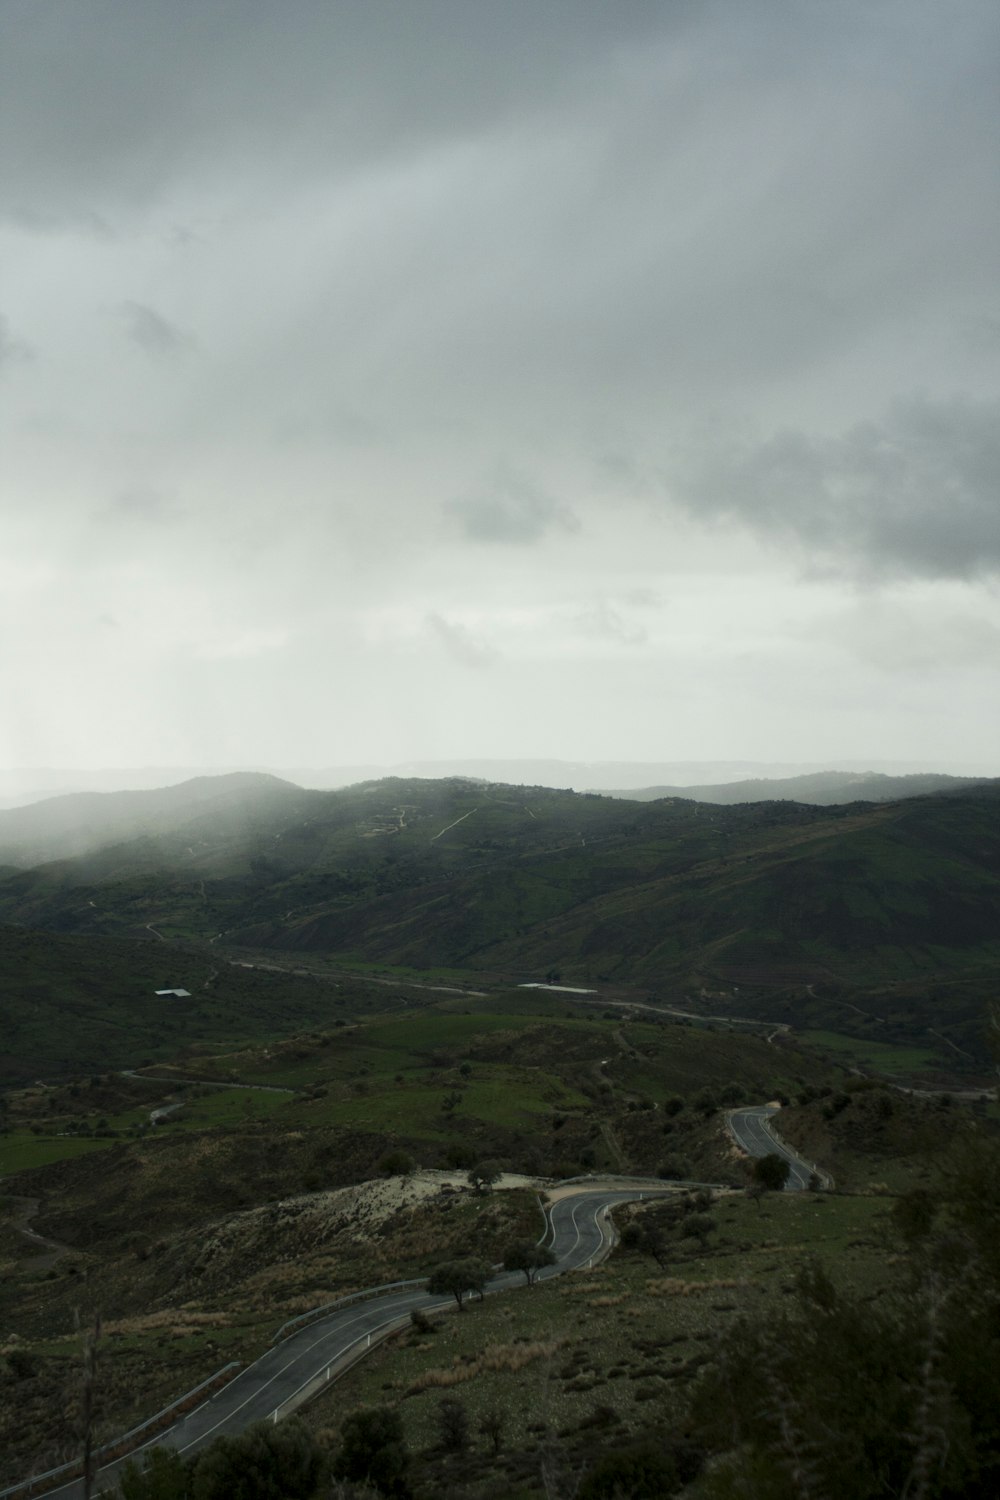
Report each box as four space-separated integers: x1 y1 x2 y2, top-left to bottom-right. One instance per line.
674 397 1000 580
103 488 181 524
2 1 999 769
118 302 195 357
573 601 647 648
0 314 33 370
425 613 498 669
445 474 580 546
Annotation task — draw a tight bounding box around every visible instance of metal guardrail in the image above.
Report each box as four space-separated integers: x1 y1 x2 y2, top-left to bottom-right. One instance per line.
552 1173 732 1190
0 1362 240 1500
271 1278 427 1344
8 1175 739 1497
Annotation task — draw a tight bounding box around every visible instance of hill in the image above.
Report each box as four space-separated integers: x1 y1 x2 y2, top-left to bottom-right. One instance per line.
599 770 998 805
0 777 997 1063
0 771 305 868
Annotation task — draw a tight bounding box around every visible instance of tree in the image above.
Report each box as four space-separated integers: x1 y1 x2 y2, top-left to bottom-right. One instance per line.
752 1152 791 1193
333 1406 410 1497
426 1259 491 1311
502 1241 556 1285
684 1212 716 1249
377 1150 415 1178
479 1408 505 1455
467 1160 503 1193
190 1420 322 1500
577 1438 699 1499
435 1397 469 1453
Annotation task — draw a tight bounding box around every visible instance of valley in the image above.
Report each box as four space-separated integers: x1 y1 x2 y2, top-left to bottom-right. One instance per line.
0 773 998 1497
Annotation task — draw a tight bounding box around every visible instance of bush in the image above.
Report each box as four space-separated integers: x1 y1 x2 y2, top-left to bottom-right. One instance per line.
6 1348 36 1380
189 1420 322 1500
377 1150 415 1178
334 1406 410 1496
578 1438 699 1498
436 1397 469 1454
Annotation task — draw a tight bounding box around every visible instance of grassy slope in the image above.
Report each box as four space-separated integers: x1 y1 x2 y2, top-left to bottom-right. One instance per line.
0 925 422 1088
302 1191 903 1498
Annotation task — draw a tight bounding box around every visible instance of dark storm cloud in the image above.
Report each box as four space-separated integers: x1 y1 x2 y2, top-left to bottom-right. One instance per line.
444 474 580 546
675 397 1000 581
0 0 671 227
118 302 195 357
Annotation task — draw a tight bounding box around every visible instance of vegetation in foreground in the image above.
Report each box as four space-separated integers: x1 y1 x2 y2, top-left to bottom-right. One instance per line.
39 1131 999 1499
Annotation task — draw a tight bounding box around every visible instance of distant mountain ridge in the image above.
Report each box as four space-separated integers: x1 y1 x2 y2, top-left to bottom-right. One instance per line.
598 771 999 805
2 758 998 804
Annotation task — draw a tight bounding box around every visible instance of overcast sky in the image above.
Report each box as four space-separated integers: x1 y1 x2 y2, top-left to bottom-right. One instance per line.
2 0 999 776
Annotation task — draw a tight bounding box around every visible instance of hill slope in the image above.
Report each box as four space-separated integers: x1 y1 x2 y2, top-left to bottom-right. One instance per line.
0 771 307 868
600 770 998 805
0 779 997 1011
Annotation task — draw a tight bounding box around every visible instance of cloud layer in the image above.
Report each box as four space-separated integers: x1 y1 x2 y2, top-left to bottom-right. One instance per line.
1 0 998 769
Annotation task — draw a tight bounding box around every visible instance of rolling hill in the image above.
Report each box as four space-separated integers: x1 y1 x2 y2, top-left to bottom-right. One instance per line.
0 778 997 1046
0 771 306 868
599 770 998 805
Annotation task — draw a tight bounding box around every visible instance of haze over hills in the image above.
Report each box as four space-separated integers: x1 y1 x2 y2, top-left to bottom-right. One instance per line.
601 770 999 805
0 774 997 1067
2 757 999 808
0 772 305 868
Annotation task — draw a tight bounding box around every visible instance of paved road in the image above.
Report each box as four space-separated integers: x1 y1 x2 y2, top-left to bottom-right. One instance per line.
726 1105 826 1190
33 1187 661 1500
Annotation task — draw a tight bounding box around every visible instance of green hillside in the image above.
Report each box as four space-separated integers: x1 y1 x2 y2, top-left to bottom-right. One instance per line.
0 925 419 1088
1 778 997 1064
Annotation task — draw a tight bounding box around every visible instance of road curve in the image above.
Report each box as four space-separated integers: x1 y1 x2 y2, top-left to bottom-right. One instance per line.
33 1188 663 1500
726 1105 828 1191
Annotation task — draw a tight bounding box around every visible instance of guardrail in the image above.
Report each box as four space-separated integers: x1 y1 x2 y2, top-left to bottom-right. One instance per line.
552 1173 732 1191
271 1279 427 1344
0 1362 240 1500
11 1178 687 1497
725 1109 835 1191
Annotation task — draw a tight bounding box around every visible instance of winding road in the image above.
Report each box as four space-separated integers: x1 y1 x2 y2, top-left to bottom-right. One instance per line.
727 1104 830 1190
26 1124 826 1499
29 1187 658 1500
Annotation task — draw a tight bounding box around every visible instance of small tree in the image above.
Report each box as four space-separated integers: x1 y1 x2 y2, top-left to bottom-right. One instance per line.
436 1396 470 1454
752 1153 792 1193
503 1241 556 1286
190 1420 322 1500
479 1407 506 1455
684 1212 716 1249
467 1159 503 1193
426 1259 491 1311
333 1406 409 1496
377 1149 415 1177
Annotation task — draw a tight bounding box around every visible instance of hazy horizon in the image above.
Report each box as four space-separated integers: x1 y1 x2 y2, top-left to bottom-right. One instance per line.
0 756 997 807
3 2 998 769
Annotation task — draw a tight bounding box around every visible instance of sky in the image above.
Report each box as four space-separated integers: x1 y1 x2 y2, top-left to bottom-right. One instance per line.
2 0 999 776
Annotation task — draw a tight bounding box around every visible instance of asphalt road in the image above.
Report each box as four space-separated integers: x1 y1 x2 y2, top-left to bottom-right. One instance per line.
33 1187 661 1500
726 1105 824 1190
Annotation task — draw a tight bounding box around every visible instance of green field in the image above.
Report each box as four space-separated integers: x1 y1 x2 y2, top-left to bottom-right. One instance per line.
0 1132 113 1173
800 1029 941 1075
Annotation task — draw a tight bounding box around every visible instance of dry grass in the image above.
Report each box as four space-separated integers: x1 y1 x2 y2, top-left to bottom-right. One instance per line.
101 1310 233 1337
406 1337 566 1393
644 1276 750 1297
